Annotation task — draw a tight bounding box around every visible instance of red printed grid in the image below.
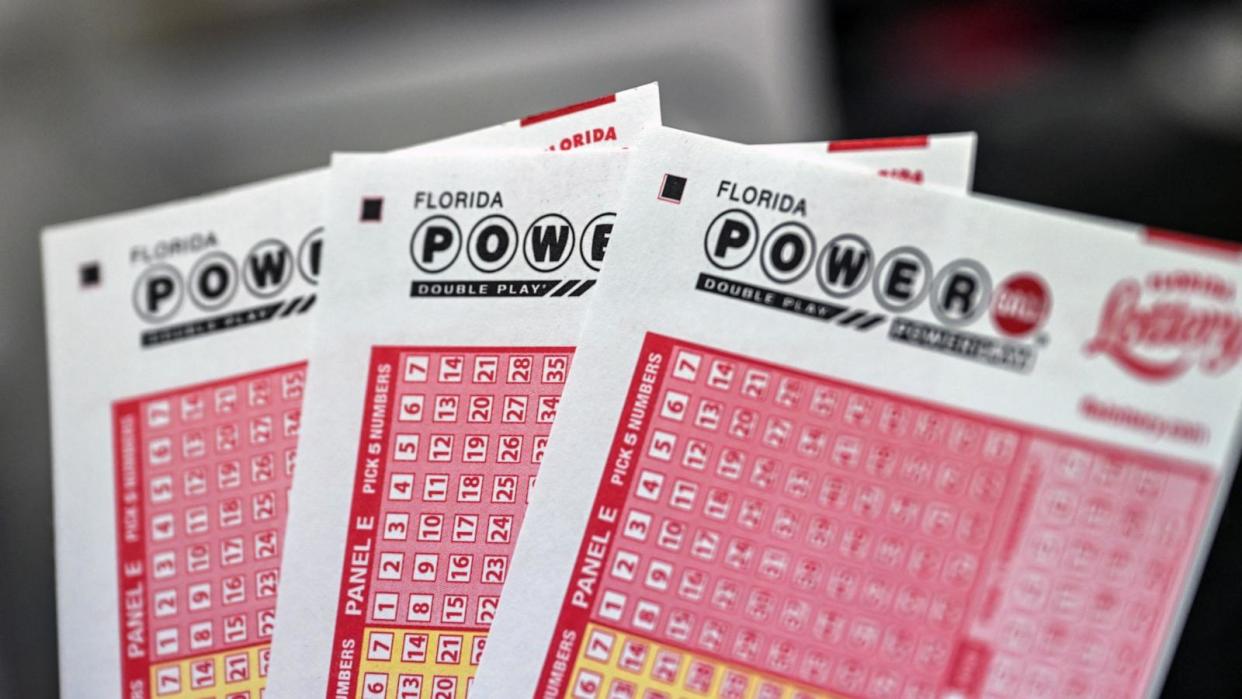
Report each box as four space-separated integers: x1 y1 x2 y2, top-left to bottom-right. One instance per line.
976 440 1209 699
113 362 304 698
539 333 1213 699
328 346 572 699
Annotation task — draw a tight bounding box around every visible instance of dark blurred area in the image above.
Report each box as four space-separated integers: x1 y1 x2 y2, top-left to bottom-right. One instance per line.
0 1 1238 696
832 3 1242 696
834 0 1242 238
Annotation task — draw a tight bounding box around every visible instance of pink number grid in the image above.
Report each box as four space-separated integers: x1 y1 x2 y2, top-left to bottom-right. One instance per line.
113 363 303 670
364 348 573 631
584 334 1212 699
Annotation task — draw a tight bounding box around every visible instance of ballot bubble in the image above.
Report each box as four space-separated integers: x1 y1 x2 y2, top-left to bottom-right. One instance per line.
703 209 759 271
410 215 462 274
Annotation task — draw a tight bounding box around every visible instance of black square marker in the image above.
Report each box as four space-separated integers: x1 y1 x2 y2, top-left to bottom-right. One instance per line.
657 174 687 204
360 197 384 222
79 262 100 288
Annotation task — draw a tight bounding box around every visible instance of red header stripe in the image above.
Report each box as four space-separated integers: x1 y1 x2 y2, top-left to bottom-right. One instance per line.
519 93 618 127
113 401 148 698
1143 226 1242 259
325 348 398 699
827 135 931 152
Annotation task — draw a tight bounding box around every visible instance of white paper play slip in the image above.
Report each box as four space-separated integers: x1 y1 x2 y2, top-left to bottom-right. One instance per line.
264 133 977 699
474 127 1242 699
266 148 628 699
41 84 660 699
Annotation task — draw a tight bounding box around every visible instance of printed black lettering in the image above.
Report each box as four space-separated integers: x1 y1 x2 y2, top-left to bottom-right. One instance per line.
714 219 751 259
590 223 612 262
942 272 978 315
422 226 454 263
475 224 510 264
885 259 919 301
247 247 290 290
823 246 868 287
146 277 175 313
768 232 805 273
528 225 571 263
196 262 230 300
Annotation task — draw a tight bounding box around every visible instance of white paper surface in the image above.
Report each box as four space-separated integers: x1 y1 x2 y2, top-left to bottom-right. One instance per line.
41 83 661 699
759 133 976 192
475 127 1242 699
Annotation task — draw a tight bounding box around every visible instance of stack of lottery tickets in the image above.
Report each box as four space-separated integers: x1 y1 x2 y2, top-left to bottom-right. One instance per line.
41 83 1242 699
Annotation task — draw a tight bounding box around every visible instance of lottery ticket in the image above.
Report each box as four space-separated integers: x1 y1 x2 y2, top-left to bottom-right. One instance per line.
41 84 661 699
263 148 628 699
264 132 978 699
474 126 1242 699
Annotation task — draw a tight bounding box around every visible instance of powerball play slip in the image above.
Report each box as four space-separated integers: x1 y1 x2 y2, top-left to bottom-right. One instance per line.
40 84 661 699
265 135 978 699
474 127 1242 699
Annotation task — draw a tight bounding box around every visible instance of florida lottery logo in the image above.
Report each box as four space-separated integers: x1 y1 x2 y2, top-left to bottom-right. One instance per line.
1084 271 1242 381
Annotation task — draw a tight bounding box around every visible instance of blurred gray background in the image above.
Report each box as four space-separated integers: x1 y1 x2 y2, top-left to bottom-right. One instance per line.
1 1 1240 697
